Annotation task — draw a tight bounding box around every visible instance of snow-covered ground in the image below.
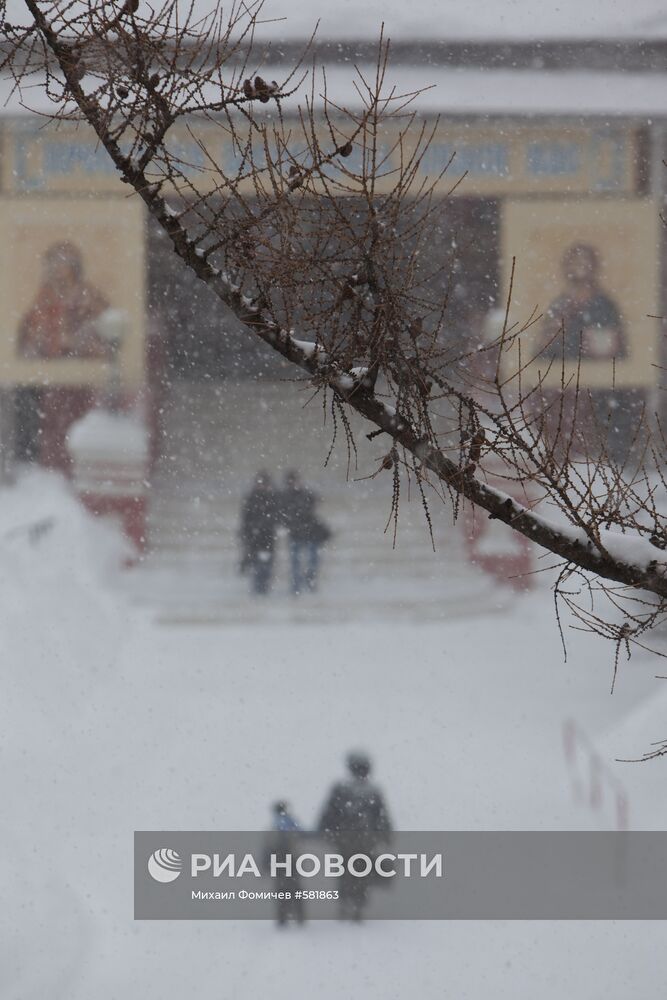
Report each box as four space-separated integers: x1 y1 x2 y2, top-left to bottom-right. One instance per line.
2 468 667 999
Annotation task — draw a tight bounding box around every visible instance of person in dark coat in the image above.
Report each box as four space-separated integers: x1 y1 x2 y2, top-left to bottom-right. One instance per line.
239 471 279 596
279 470 330 596
318 751 392 921
264 801 306 927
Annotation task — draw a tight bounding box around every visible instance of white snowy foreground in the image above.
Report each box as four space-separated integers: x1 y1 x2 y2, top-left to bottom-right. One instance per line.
2 469 667 999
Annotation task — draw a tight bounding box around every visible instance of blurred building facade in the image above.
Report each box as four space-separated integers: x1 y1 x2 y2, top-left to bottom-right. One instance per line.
0 35 666 555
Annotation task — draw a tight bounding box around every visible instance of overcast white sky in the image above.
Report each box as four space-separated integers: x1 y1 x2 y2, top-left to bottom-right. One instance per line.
4 0 667 39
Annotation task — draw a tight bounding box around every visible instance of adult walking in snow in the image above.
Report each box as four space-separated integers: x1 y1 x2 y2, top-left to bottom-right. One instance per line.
279 469 330 596
239 470 279 596
318 751 392 922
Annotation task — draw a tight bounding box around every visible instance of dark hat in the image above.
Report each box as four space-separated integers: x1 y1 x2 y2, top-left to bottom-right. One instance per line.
346 751 371 778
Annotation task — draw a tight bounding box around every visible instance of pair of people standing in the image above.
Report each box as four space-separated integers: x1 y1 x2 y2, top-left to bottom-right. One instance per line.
266 752 393 925
239 469 331 596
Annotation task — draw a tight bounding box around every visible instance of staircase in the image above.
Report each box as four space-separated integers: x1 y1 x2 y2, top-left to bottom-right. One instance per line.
126 380 507 624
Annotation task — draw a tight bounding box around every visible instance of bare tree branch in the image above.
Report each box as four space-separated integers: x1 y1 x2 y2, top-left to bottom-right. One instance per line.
4 0 667 657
